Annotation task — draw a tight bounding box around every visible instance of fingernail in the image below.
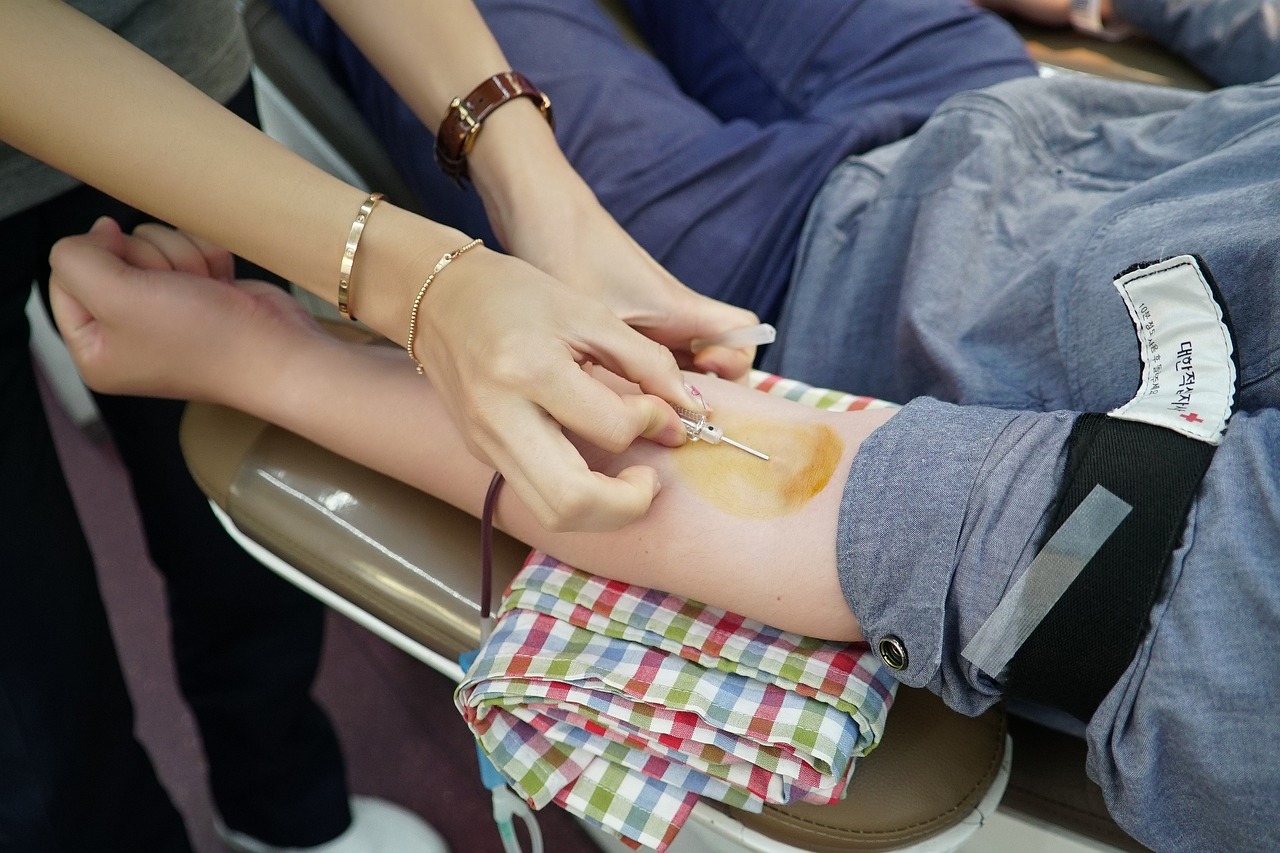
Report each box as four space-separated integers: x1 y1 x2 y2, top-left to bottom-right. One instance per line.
91 216 114 232
684 383 712 413
652 478 663 497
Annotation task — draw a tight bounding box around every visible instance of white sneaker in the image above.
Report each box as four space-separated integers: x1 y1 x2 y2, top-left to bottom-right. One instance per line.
216 796 449 853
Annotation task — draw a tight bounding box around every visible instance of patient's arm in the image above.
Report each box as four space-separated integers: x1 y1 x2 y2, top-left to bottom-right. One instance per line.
50 223 892 640
275 340 887 640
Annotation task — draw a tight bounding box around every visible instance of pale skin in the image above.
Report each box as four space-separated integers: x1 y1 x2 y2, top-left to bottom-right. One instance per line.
974 0 1117 27
0 0 759 533
48 221 897 640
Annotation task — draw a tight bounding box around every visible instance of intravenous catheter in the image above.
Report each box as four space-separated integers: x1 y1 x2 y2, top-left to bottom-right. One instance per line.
675 407 770 461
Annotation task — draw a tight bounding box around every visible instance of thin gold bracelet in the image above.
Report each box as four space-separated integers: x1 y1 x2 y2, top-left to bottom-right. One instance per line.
337 192 385 321
405 238 484 374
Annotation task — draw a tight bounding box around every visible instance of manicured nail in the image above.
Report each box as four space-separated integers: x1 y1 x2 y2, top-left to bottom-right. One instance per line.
684 383 712 413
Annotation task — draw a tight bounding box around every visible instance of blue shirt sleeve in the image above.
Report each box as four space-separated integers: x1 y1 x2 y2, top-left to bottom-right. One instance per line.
838 398 1280 852
835 397 1072 714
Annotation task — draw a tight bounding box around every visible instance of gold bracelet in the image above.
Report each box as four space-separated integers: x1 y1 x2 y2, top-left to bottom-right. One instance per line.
405 238 484 374
337 192 385 321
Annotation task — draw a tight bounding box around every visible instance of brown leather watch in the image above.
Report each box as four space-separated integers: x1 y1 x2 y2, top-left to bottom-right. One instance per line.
434 71 555 186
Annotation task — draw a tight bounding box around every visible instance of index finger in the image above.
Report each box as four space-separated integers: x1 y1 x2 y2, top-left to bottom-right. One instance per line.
477 403 661 533
574 311 705 419
129 223 235 280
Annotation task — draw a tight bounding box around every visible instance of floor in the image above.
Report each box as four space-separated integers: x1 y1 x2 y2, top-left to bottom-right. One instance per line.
41 371 599 853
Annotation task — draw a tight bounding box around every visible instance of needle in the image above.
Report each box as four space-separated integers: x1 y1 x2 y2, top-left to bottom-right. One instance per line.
720 435 770 460
675 408 770 461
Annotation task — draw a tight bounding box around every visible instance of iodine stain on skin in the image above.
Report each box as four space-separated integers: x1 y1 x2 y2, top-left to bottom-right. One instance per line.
673 414 844 518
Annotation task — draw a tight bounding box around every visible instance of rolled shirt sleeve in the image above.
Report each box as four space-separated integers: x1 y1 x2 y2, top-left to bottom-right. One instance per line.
838 400 1280 851
779 49 1280 852
836 398 1072 715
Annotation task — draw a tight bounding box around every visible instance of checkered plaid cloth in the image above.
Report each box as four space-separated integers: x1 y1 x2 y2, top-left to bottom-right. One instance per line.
455 372 900 851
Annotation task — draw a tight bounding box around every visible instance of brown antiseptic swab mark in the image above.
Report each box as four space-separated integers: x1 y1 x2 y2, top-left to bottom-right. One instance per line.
673 414 844 519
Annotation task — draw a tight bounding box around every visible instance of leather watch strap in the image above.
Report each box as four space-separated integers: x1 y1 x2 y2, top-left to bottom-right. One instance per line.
434 71 554 186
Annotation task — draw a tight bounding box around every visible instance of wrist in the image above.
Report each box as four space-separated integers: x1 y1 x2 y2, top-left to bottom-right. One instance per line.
434 71 555 188
341 202 475 340
466 99 570 237
208 296 326 416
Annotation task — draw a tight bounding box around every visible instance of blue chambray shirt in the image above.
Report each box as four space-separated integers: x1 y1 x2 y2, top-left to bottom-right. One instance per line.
764 3 1280 850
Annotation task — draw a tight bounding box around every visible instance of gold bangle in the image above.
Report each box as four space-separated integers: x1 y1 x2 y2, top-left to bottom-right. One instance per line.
405 238 484 374
338 192 385 321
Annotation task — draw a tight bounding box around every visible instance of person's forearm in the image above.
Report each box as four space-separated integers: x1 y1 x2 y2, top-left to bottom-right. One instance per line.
0 0 467 338
317 0 511 127
236 330 883 640
314 0 568 244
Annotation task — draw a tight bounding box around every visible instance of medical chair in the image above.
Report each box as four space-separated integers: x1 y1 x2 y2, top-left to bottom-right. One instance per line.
179 2 1207 849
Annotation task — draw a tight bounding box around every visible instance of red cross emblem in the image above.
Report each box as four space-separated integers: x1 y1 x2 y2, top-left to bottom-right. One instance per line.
1181 412 1204 423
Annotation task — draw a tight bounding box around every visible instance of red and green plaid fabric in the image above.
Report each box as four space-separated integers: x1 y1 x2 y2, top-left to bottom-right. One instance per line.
455 372 899 851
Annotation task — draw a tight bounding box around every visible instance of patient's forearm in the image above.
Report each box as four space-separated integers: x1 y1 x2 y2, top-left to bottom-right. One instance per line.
239 333 888 640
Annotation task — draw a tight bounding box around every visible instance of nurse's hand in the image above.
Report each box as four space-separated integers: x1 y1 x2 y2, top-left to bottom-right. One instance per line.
408 242 706 531
499 182 761 379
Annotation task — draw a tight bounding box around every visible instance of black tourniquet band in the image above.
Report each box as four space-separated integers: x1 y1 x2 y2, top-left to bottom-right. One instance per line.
1003 254 1238 723
1005 414 1216 721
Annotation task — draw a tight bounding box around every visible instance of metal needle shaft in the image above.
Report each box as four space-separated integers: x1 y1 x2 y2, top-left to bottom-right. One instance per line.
676 407 770 460
721 435 770 461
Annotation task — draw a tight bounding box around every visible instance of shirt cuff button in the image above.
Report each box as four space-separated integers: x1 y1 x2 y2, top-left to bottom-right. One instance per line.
878 635 908 670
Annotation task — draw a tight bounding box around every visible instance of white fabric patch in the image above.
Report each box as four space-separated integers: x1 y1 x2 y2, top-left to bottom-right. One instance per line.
1108 256 1236 446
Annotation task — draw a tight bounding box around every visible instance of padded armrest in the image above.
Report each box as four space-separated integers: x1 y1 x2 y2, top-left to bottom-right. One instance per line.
1003 716 1148 852
181 399 524 659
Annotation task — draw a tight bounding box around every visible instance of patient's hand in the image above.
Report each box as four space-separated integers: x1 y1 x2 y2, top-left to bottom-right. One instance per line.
48 217 322 402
